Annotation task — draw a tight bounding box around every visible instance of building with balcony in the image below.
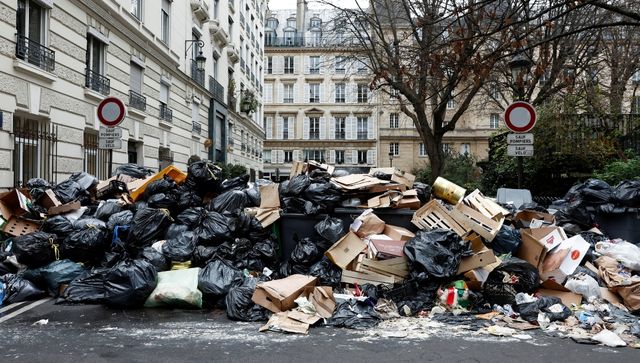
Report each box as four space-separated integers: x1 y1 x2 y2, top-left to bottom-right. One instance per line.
0 0 226 187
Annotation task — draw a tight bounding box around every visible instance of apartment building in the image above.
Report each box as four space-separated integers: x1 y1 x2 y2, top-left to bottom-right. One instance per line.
0 0 255 188
262 2 379 180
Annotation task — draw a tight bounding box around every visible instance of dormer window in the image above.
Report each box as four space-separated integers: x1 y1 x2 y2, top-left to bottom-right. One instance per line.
266 17 278 29
310 17 321 29
286 17 296 28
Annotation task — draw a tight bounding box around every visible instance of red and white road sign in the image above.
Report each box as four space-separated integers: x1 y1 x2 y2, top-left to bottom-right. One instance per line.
97 97 126 127
504 101 537 133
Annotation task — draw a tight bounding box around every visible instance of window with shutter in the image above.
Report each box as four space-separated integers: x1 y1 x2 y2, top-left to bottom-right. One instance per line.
160 82 169 105
367 116 374 139
345 150 353 164
288 118 294 139
266 116 273 139
303 117 310 139
319 117 326 139
277 116 284 139
130 63 143 93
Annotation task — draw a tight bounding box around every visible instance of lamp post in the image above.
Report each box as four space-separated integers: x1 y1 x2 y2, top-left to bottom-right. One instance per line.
388 152 394 167
508 52 532 189
184 39 206 72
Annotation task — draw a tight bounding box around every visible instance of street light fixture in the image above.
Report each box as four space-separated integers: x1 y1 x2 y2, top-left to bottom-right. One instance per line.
388 152 394 167
185 39 206 71
508 51 533 189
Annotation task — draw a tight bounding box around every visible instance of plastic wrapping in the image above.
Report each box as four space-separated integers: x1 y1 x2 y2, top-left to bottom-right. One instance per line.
112 164 154 179
595 241 640 271
144 268 202 308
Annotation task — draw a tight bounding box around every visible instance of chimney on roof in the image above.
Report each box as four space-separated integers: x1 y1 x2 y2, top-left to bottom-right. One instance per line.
296 0 307 33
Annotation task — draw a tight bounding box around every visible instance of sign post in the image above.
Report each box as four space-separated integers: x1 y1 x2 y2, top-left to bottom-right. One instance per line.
97 97 126 175
504 101 537 189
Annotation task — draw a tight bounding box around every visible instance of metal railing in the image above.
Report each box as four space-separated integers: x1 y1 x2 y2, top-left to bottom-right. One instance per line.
15 34 55 72
335 131 346 140
13 119 58 187
264 36 366 48
129 90 146 111
357 131 368 140
85 68 110 95
209 76 225 104
160 103 173 122
240 58 245 73
83 132 110 180
191 60 205 87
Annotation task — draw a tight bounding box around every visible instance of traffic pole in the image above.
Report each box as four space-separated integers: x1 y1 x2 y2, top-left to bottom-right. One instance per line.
517 155 523 189
108 149 113 176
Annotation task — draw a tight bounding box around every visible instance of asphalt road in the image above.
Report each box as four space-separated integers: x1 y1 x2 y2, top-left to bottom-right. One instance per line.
0 299 637 363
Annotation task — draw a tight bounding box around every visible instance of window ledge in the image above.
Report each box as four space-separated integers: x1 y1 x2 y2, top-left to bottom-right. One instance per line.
159 119 173 128
84 88 106 101
128 107 146 119
13 60 56 83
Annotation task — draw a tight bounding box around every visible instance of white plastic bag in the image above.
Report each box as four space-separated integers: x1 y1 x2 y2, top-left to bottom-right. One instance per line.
595 241 640 271
565 273 601 299
144 268 202 308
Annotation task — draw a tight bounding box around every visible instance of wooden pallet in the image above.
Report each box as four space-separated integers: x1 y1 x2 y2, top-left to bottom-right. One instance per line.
449 203 504 242
463 189 510 221
411 200 469 237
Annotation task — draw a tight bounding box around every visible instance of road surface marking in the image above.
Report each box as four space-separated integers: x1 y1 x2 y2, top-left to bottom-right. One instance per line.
0 301 28 314
0 298 52 324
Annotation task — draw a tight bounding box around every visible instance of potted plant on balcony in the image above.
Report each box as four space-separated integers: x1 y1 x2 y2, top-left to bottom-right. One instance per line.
240 89 258 115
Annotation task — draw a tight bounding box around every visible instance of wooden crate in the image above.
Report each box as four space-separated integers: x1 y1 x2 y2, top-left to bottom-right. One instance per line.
411 200 469 237
463 189 510 221
449 203 504 242
341 269 398 286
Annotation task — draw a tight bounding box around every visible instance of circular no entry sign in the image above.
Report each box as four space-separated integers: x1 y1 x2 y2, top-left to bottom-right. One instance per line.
504 101 537 133
97 97 126 127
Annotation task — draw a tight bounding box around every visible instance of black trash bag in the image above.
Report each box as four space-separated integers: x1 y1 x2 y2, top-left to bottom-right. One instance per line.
186 160 222 192
12 232 58 267
177 207 207 228
579 179 613 205
94 200 124 221
225 276 270 322
68 172 98 191
277 260 292 278
73 218 106 230
330 299 381 329
148 193 178 210
104 258 157 307
278 180 290 196
290 263 310 275
314 217 345 244
613 180 640 207
370 171 392 181
489 224 522 255
165 223 190 240
162 231 196 262
135 200 149 211
304 182 342 207
42 215 75 238
360 284 379 301
193 211 233 245
128 208 172 248
144 177 176 199
413 182 431 203
54 179 86 204
192 245 218 267
220 174 250 192
140 247 170 272
215 239 253 266
0 273 45 304
554 199 594 229
27 178 51 202
21 259 84 296
290 237 322 266
107 210 134 230
246 217 272 242
282 174 311 196
112 163 154 179
245 179 272 207
58 268 107 304
308 257 342 287
0 259 17 276
176 185 203 211
208 189 249 213
517 296 570 322
403 229 468 281
393 283 440 316
282 197 321 215
198 259 243 299
252 238 278 265
483 258 540 306
62 225 108 264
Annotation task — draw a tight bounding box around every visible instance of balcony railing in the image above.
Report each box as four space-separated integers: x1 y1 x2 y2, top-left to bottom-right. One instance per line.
160 103 173 122
240 59 245 73
335 131 346 140
85 69 110 95
264 36 365 48
129 90 146 111
357 131 368 140
209 76 225 104
15 34 55 72
191 59 205 87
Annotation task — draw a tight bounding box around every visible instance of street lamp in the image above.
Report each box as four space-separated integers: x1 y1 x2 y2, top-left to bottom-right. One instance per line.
508 52 533 189
388 152 394 167
185 39 206 71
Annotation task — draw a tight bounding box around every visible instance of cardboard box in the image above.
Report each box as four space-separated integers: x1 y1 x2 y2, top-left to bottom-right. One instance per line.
2 217 40 237
259 312 310 334
48 201 81 216
350 209 386 238
256 183 281 227
383 225 415 242
368 238 406 259
39 189 62 209
252 274 317 313
369 167 415 188
340 269 397 286
539 235 590 283
0 189 31 223
457 249 497 274
303 286 336 318
538 280 583 307
516 227 568 270
614 282 640 312
325 232 368 269
514 210 556 228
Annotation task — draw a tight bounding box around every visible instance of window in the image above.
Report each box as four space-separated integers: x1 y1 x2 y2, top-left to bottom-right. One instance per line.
83 131 109 180
335 150 345 164
335 56 345 73
284 56 294 73
309 83 320 103
13 117 56 186
389 113 399 128
131 0 142 20
283 84 294 103
264 150 271 163
266 17 278 29
357 150 367 164
129 62 145 110
266 56 273 74
284 30 295 45
287 17 296 28
310 31 322 46
85 33 109 95
460 143 471 155
442 143 453 154
265 31 275 46
161 0 170 44
357 60 367 74
309 56 320 74
282 117 290 139
419 143 427 156
310 18 321 28
357 117 368 140
304 150 325 162
447 98 455 109
16 0 53 72
284 151 293 163
357 84 368 103
335 117 346 139
159 81 171 121
309 117 320 139
128 140 142 164
390 88 399 98
389 142 399 156
489 82 498 98
632 96 640 114
158 146 173 171
335 84 345 103
490 113 500 129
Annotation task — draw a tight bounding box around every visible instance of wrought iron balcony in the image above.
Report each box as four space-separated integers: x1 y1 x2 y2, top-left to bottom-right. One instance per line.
159 103 172 122
15 34 55 72
240 58 245 73
209 76 225 104
357 131 368 140
85 69 110 95
129 90 146 111
191 59 205 87
264 36 365 48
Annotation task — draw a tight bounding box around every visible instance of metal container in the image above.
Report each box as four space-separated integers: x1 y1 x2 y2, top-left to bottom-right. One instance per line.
432 177 466 205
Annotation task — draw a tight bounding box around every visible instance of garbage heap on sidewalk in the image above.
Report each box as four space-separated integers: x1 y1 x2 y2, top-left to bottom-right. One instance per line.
0 161 639 347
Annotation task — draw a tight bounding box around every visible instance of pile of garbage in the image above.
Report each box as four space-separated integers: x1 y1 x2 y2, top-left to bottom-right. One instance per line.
0 161 639 347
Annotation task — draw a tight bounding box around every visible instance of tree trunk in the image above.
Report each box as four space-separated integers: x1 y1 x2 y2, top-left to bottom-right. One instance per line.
426 135 444 183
